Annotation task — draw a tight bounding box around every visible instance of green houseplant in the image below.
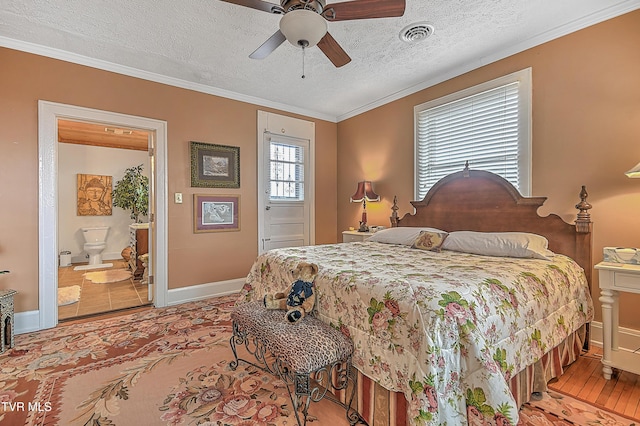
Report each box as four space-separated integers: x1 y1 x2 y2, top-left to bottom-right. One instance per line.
113 164 149 223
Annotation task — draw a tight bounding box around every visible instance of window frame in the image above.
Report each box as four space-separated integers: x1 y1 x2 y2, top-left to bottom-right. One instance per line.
268 140 305 202
413 68 532 200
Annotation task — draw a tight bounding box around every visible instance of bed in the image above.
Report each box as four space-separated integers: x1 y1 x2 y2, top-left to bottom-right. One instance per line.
239 167 594 425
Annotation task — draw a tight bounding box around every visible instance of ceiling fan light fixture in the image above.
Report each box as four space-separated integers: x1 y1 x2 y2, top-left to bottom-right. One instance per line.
279 9 327 48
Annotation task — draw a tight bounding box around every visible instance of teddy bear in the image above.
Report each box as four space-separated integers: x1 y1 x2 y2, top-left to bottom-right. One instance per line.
264 262 319 323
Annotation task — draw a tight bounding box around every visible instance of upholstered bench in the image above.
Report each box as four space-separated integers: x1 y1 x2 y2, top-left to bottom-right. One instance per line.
230 301 363 426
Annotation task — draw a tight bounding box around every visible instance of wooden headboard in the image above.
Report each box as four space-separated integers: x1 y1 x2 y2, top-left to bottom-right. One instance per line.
390 166 593 288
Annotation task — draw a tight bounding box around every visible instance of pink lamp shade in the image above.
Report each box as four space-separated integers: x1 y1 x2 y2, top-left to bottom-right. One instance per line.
350 181 380 203
350 181 380 229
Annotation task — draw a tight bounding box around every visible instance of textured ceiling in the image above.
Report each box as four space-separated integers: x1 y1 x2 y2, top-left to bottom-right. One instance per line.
1 0 638 121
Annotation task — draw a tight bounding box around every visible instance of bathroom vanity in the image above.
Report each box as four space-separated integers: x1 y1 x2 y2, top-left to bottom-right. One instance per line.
129 223 149 279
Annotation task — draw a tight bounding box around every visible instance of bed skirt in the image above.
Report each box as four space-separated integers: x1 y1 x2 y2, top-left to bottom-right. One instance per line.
350 325 587 426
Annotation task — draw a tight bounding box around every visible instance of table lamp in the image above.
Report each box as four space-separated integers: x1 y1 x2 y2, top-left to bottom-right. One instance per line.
350 181 380 232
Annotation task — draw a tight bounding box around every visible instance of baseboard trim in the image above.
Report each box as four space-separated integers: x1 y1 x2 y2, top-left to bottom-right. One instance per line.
589 320 640 352
15 310 41 334
166 277 244 306
15 278 245 334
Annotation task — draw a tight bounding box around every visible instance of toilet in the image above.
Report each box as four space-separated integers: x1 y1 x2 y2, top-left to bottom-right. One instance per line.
81 226 110 266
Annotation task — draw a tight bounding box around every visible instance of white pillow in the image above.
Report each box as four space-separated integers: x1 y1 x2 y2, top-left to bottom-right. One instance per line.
441 231 555 260
367 227 447 246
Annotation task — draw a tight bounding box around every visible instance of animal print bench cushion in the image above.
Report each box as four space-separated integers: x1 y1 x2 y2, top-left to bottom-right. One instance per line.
232 301 354 373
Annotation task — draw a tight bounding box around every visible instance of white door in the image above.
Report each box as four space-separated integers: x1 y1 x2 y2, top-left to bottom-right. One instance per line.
260 134 311 253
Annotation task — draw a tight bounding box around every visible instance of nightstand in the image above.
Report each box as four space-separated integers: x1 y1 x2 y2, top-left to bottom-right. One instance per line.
342 230 374 243
594 261 640 379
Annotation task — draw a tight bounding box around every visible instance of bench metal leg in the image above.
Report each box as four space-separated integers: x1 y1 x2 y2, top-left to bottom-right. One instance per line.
276 358 364 426
230 320 367 426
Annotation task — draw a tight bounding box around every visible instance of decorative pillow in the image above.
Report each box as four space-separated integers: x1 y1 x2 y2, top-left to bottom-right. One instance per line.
411 230 449 252
367 227 448 246
441 231 555 260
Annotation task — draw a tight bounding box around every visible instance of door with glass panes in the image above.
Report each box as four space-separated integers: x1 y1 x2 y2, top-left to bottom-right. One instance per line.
259 134 310 253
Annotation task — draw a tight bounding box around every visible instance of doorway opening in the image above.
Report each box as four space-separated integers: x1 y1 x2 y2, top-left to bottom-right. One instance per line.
38 101 168 331
56 119 152 321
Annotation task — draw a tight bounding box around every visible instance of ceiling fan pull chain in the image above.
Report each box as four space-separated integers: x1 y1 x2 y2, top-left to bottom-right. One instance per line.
301 45 306 79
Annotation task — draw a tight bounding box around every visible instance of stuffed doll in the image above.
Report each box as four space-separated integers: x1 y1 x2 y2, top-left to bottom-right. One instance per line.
264 262 319 323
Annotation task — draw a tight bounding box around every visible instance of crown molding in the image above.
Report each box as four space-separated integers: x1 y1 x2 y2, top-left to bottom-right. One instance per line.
0 36 337 123
2 0 638 124
336 0 640 122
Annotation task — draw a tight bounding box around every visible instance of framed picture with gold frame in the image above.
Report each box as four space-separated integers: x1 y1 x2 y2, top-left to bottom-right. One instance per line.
190 141 240 188
193 194 240 233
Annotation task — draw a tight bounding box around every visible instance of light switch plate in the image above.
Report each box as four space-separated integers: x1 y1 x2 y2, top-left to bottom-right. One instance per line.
174 192 183 204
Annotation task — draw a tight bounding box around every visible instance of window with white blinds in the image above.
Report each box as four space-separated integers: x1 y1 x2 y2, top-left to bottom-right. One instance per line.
414 69 531 200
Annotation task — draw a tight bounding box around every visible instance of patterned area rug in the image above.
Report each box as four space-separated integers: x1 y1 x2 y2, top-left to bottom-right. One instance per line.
0 295 348 425
521 391 637 425
83 268 132 283
0 295 635 425
57 285 81 306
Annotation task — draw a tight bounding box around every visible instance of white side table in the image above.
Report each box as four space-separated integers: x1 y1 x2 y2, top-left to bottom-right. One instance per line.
594 261 640 379
342 230 374 243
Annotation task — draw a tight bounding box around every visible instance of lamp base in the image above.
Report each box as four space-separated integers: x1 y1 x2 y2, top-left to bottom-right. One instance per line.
358 222 369 232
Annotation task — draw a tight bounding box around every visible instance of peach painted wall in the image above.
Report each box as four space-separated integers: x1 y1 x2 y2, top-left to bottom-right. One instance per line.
0 47 337 313
337 10 640 328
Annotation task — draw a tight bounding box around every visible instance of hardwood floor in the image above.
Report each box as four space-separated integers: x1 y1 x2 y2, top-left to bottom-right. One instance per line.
549 347 640 420
57 259 151 321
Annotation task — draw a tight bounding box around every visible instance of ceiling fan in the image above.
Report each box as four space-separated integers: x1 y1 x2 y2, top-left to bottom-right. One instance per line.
218 0 406 67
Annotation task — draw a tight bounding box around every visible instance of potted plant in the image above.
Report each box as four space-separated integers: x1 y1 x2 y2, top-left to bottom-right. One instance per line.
113 164 149 223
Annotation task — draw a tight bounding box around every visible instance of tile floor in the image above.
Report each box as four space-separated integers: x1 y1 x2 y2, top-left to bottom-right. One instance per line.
57 259 151 321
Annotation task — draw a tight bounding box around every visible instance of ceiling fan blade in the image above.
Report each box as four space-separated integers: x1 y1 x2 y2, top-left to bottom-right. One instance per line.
317 32 351 67
217 0 280 14
323 0 405 21
249 30 287 59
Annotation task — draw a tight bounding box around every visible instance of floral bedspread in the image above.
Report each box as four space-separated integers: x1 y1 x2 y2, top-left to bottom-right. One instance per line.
238 241 594 425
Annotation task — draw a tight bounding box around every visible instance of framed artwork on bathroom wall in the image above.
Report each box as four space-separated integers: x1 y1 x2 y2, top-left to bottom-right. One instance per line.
190 141 240 188
77 174 113 216
193 194 240 233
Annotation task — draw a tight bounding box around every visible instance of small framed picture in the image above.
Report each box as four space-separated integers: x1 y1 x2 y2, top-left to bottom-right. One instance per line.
190 141 240 188
194 194 240 233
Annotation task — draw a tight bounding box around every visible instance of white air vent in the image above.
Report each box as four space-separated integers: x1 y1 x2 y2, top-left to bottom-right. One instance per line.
399 22 434 43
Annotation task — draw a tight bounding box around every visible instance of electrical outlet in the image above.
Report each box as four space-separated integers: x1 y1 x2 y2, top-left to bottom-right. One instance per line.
174 192 183 204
